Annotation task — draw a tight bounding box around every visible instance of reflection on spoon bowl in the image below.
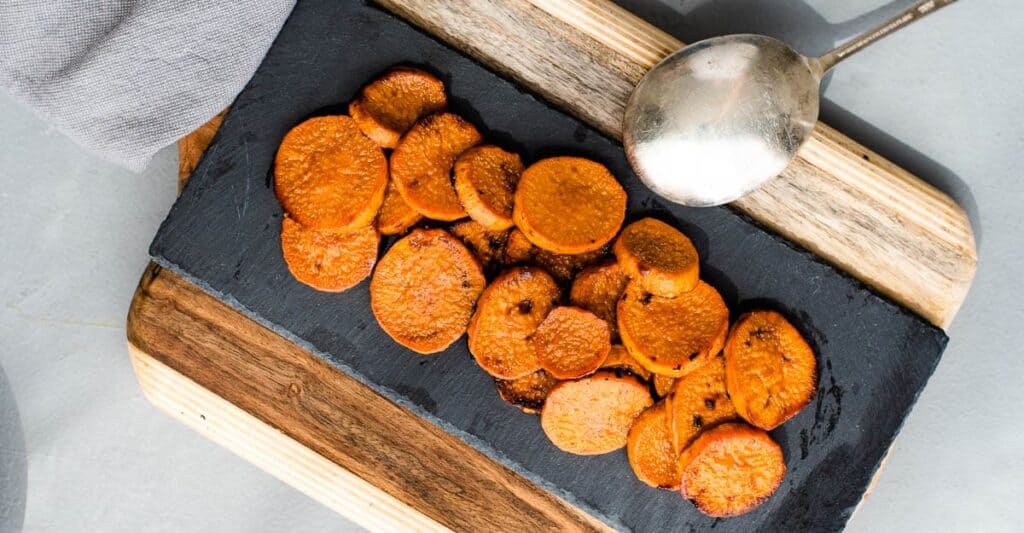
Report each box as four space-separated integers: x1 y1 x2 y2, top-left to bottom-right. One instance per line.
624 34 821 207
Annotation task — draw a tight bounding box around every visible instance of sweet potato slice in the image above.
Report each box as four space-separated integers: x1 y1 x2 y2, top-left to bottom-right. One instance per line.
274 115 387 231
454 145 523 231
667 355 737 454
653 375 676 400
391 112 482 221
541 371 652 455
570 260 630 340
370 229 485 354
600 344 651 381
503 227 535 265
513 157 626 254
449 219 509 273
468 267 561 379
614 218 699 297
495 369 560 414
724 311 817 430
677 423 786 517
505 228 607 284
349 67 447 149
534 307 611 379
376 178 422 235
618 280 729 378
627 402 681 489
280 217 380 292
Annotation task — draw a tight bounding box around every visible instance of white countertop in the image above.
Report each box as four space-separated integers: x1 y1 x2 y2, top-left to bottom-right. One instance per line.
1 1 1021 531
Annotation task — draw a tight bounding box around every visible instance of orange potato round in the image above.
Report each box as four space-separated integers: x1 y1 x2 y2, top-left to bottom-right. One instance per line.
391 112 482 221
495 369 560 414
652 375 676 400
678 423 786 518
349 67 447 149
541 371 652 455
370 229 485 354
569 260 630 340
449 219 509 273
376 178 422 235
467 267 561 379
614 217 699 297
505 228 608 284
503 227 535 265
535 249 609 285
600 344 652 382
534 307 611 380
513 157 626 254
724 311 817 430
627 402 681 489
280 217 380 292
274 115 387 231
667 355 737 454
454 145 524 231
618 280 729 378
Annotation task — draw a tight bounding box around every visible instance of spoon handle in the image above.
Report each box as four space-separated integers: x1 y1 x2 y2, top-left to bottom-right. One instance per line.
816 0 958 72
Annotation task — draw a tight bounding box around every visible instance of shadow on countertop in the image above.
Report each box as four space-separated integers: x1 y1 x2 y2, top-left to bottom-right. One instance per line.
614 0 981 247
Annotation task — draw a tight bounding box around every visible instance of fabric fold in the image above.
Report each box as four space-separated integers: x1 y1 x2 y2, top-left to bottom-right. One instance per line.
0 0 296 170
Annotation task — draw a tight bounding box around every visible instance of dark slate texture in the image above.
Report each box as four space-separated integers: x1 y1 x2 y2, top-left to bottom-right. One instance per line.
149 1 948 531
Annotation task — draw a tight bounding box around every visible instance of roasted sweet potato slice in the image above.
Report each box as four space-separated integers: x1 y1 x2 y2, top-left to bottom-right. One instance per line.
600 344 651 381
724 310 817 430
376 178 422 235
614 218 699 297
504 227 535 265
468 267 561 379
653 375 676 400
349 67 447 149
449 219 509 273
280 217 380 292
678 423 786 518
534 307 611 379
618 280 729 378
370 229 485 354
274 115 387 231
541 370 652 455
627 402 681 490
570 260 630 340
391 112 482 221
454 145 523 231
505 228 607 284
667 355 737 454
537 247 609 284
513 157 626 254
495 369 560 414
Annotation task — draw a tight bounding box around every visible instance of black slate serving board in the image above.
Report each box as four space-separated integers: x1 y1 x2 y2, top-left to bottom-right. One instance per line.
149 1 947 531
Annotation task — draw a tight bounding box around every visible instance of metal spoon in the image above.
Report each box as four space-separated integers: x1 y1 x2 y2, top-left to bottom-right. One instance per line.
623 0 958 207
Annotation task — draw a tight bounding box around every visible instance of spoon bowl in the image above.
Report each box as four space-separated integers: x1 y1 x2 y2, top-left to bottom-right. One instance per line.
624 35 821 207
623 0 958 207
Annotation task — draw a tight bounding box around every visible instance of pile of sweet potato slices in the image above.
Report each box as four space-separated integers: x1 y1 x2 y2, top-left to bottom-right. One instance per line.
272 67 819 518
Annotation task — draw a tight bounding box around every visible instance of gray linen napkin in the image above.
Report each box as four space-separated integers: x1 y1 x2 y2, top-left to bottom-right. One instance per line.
0 0 296 171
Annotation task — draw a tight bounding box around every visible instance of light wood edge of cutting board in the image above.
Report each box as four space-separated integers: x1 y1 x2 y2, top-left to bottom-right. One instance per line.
128 343 450 533
127 261 609 533
376 0 977 329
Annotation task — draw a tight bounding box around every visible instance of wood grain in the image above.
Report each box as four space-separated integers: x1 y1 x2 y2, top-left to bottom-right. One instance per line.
127 264 608 533
375 0 977 328
129 344 449 532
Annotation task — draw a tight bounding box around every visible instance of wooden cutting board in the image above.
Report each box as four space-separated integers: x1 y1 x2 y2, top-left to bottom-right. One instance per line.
128 1 975 531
